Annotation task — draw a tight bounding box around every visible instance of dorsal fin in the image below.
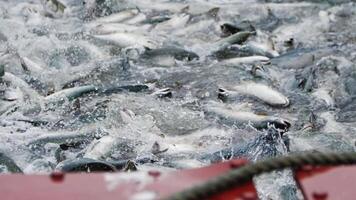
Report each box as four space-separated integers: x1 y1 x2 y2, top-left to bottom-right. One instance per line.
20 57 29 72
180 5 190 13
206 7 220 19
123 160 137 172
266 6 274 17
267 36 276 51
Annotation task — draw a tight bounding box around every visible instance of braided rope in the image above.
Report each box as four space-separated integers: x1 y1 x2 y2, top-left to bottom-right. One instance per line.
165 152 356 200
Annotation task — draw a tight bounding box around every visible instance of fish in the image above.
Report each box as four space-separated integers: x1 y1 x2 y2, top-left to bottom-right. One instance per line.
2 72 42 101
311 88 335 108
240 42 279 58
270 48 337 69
212 31 253 51
200 127 289 163
173 19 215 37
142 15 171 25
220 20 256 37
292 131 354 153
153 13 190 31
302 111 326 131
220 56 270 66
336 109 356 123
45 85 96 103
212 42 278 60
91 32 158 49
84 126 160 161
20 57 44 76
0 151 23 173
84 135 121 159
45 84 149 107
123 160 137 172
89 23 151 35
204 101 291 131
256 7 281 31
93 8 140 24
125 12 147 25
56 158 117 172
3 87 23 101
284 38 295 49
295 66 315 92
41 0 66 14
41 0 67 18
251 65 273 81
54 141 86 163
212 45 252 60
140 47 199 62
184 7 220 25
151 141 169 155
26 129 103 152
56 156 158 173
99 84 149 95
151 88 172 98
218 82 290 107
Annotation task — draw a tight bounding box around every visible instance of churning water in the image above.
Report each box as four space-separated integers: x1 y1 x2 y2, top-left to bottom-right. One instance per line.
0 0 355 199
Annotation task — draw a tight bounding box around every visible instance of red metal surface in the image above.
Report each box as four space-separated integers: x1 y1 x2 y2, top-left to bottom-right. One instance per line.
4 158 356 200
295 166 356 200
0 159 258 200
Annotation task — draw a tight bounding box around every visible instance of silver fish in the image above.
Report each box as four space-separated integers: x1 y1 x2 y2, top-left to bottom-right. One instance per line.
93 8 140 24
20 57 44 76
91 32 158 49
204 102 291 131
219 82 290 107
221 56 270 66
45 85 96 102
213 31 253 51
0 151 22 173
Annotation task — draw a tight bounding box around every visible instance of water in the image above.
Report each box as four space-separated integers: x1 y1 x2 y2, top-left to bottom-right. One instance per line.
0 0 356 199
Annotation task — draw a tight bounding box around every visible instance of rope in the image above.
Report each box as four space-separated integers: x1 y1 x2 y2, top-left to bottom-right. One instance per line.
164 151 356 200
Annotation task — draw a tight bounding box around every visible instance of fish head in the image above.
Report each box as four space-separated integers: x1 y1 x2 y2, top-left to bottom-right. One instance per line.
217 88 229 101
302 112 326 131
248 127 289 161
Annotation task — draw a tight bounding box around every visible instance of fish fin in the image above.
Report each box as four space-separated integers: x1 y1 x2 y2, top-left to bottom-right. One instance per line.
151 141 169 154
267 36 276 51
57 1 66 13
206 7 220 19
123 160 137 172
266 6 276 18
46 83 56 95
144 46 152 51
20 57 29 72
269 119 291 134
180 5 190 13
250 65 260 76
